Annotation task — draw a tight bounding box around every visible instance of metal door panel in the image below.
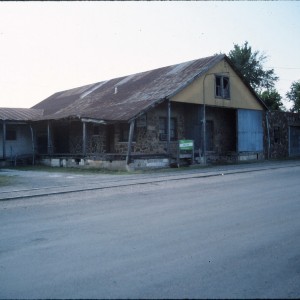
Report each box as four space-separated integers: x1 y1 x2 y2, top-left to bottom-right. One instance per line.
237 109 263 152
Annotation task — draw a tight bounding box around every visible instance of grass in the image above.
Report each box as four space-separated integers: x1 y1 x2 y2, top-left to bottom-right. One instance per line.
1 165 130 175
0 162 212 177
1 162 202 175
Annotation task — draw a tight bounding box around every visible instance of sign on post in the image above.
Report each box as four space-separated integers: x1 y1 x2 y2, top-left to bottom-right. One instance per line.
179 140 194 151
178 140 194 166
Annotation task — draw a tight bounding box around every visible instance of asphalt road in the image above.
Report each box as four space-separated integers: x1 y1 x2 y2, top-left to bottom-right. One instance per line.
0 162 300 299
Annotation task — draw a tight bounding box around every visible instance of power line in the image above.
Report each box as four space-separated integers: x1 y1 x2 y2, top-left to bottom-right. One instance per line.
266 66 300 70
275 67 300 70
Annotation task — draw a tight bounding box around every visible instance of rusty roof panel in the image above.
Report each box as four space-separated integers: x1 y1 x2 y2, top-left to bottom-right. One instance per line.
0 108 44 121
32 82 97 116
33 55 226 122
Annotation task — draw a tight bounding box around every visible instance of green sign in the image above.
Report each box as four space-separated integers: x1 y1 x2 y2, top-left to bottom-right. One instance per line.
179 140 194 150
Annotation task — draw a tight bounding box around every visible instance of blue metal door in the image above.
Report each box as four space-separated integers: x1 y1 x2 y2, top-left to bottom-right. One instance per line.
237 109 263 152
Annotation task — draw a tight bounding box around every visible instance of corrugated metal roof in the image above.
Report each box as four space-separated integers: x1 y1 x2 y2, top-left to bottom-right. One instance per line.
31 82 96 116
32 55 225 122
32 54 264 122
0 108 44 121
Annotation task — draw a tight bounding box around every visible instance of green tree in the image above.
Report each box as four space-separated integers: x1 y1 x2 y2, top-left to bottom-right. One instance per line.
259 89 284 111
228 41 279 92
286 80 300 113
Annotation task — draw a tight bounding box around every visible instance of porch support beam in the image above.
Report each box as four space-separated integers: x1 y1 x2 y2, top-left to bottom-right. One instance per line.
30 124 35 165
47 121 52 156
202 104 206 164
167 99 171 155
2 121 6 159
202 74 208 165
81 118 106 125
126 120 135 165
265 111 271 160
82 121 87 156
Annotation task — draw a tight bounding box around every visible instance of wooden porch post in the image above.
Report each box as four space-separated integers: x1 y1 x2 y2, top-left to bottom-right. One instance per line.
82 121 87 156
2 121 6 159
202 73 209 165
47 121 52 155
126 120 135 165
30 124 35 165
167 100 171 155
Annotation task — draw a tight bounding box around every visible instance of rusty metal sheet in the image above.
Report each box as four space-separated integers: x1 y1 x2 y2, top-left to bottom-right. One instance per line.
33 55 226 122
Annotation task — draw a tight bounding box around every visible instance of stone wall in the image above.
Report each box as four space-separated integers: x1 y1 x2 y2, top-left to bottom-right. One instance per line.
69 122 107 155
69 121 83 154
87 124 106 154
264 111 300 159
113 101 186 157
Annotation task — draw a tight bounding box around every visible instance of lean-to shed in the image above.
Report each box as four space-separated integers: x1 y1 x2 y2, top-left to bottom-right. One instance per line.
0 108 43 164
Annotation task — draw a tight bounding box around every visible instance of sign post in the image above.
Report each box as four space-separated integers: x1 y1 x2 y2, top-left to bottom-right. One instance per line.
177 140 194 167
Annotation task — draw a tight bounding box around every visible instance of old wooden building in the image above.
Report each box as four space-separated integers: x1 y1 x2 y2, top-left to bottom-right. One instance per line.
29 54 266 169
1 54 299 170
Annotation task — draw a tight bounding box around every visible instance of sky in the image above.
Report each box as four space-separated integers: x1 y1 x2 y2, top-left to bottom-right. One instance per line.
0 1 300 110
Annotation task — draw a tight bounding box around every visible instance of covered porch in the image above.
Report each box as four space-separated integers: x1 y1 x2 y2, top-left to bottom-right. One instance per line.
32 100 264 170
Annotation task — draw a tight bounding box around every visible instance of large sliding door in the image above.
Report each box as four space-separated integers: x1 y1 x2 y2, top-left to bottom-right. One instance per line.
237 109 263 152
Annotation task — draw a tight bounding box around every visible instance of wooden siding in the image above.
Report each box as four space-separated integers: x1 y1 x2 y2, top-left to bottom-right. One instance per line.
170 59 264 111
0 124 32 159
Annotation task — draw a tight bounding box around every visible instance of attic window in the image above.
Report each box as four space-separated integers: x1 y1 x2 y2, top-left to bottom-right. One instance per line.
215 75 230 99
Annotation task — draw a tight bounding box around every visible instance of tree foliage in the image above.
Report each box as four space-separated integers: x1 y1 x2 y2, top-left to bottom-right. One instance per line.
259 89 284 111
286 80 300 113
228 41 279 92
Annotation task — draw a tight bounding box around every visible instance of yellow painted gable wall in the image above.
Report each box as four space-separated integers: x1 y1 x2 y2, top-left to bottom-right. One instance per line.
170 59 264 111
